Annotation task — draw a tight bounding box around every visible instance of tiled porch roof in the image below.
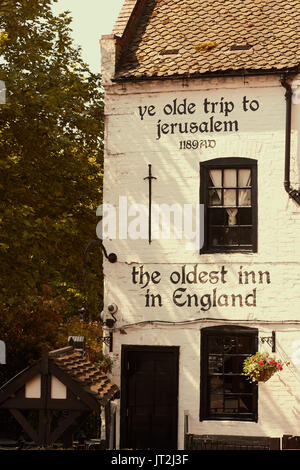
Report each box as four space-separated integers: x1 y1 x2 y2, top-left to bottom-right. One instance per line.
49 347 119 406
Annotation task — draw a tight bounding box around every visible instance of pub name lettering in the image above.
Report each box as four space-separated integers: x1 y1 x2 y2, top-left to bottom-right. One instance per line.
131 265 271 310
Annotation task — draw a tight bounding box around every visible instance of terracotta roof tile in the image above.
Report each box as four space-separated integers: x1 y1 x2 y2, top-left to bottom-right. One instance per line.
113 0 300 79
113 0 138 36
49 347 119 406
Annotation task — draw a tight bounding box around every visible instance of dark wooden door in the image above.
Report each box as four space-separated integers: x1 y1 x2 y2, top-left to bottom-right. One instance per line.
121 346 179 450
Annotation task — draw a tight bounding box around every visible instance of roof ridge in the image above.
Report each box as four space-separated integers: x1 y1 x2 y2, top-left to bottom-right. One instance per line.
112 0 140 37
48 346 74 357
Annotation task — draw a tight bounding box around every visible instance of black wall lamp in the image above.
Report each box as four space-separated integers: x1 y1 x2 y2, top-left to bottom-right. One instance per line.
99 304 118 352
260 331 276 353
80 239 117 321
100 303 118 328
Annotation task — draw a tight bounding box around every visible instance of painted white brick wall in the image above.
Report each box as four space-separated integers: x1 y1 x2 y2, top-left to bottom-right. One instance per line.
101 73 300 449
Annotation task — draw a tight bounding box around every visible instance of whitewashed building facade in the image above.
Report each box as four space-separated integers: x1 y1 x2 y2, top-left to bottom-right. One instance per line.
100 0 300 450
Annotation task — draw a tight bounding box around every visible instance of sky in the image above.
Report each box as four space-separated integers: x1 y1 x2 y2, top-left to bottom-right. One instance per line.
52 0 125 73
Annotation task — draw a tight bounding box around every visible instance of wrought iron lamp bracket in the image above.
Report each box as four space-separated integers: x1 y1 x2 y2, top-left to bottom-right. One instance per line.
81 239 117 321
102 335 112 347
98 332 113 352
84 239 117 266
260 331 276 352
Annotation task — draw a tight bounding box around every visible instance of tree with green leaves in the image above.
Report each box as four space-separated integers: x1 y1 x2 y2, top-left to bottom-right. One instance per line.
0 0 104 379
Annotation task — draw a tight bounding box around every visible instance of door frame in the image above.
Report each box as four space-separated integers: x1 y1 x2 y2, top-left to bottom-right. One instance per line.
120 345 179 450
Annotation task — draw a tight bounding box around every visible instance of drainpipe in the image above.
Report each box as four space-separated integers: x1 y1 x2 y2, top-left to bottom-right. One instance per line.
280 74 300 205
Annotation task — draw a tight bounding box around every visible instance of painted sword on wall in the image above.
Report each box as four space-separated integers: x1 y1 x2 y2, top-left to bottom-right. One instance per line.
144 164 157 244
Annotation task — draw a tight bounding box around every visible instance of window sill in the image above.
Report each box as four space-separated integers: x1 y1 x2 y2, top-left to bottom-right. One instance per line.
200 249 256 255
200 416 257 423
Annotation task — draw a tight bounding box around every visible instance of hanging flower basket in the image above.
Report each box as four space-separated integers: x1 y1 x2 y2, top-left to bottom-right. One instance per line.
251 368 276 383
243 352 289 383
95 353 114 374
86 348 115 374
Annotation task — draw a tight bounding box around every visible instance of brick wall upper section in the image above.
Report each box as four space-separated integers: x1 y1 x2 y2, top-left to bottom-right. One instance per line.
113 0 300 80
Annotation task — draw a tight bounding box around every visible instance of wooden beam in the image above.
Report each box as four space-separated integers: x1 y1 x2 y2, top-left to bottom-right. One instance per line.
1 398 42 409
48 399 90 411
10 409 39 444
0 362 42 404
38 409 48 447
1 397 90 410
62 429 73 449
48 411 82 445
62 410 91 449
40 350 49 375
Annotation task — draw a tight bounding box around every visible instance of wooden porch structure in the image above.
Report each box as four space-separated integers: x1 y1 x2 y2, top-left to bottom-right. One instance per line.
0 346 119 448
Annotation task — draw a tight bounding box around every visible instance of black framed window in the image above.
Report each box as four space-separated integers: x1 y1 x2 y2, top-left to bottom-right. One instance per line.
200 158 257 253
200 325 258 422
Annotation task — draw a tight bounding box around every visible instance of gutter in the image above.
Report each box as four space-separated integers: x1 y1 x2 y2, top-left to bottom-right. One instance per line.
280 73 300 205
113 67 298 83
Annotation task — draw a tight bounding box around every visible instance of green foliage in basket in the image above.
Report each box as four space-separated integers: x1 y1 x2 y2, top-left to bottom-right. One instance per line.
243 351 290 382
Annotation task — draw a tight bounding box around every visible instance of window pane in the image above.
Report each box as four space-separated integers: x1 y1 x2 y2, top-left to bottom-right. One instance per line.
223 336 239 353
209 189 221 206
210 394 223 412
239 189 251 206
235 336 252 353
224 376 241 393
223 335 253 354
209 208 225 225
238 169 251 187
239 376 254 393
239 227 252 245
208 336 224 353
209 355 223 373
209 376 223 393
224 355 233 373
237 208 252 225
223 227 239 245
209 169 222 187
227 208 238 226
239 395 254 413
224 373 253 393
209 335 253 354
224 396 239 412
224 189 236 206
223 169 237 187
209 227 241 246
208 226 224 246
224 355 245 374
